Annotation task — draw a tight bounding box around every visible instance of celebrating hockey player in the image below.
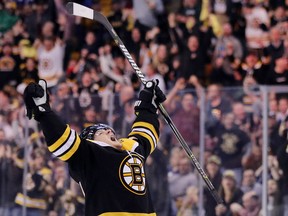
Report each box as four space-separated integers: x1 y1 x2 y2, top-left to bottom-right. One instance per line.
23 79 166 216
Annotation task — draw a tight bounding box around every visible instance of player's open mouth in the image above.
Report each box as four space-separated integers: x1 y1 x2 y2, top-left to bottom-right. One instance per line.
111 136 116 141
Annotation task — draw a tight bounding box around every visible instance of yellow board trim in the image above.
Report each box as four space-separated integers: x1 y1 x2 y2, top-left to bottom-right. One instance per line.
132 122 159 141
99 213 156 216
48 125 70 152
129 131 155 153
59 134 81 161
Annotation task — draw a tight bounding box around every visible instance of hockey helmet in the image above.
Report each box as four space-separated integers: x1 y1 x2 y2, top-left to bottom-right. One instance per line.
79 123 116 140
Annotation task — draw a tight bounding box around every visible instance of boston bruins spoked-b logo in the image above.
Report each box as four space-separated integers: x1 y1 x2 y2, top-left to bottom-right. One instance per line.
119 153 146 195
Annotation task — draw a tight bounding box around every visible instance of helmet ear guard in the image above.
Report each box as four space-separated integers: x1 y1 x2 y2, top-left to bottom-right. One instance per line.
79 124 116 140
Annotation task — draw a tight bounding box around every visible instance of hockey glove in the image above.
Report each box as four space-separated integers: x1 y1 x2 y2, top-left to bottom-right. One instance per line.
23 80 51 121
134 79 166 114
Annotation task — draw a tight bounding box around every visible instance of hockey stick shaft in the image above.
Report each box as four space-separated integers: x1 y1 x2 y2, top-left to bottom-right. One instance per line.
66 2 223 204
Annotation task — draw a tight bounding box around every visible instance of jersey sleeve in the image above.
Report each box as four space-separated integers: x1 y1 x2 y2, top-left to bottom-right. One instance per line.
38 111 81 162
123 110 160 158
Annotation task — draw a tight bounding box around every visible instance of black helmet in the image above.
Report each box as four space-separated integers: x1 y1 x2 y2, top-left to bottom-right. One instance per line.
79 124 116 140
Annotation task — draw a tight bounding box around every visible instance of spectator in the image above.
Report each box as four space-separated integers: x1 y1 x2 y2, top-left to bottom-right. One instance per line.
118 99 136 137
0 90 12 115
239 51 268 85
168 146 183 174
276 97 288 123
76 70 102 113
170 92 200 147
81 105 104 130
270 6 288 36
18 57 39 85
50 81 75 123
107 1 128 41
262 27 285 68
240 169 262 197
205 83 233 135
112 84 135 135
177 186 199 216
99 44 129 86
213 113 251 183
255 154 283 184
241 135 262 171
232 102 254 134
175 0 202 38
210 0 230 25
151 44 173 90
265 55 288 87
0 133 22 216
211 23 243 86
146 148 171 216
204 155 223 216
277 135 288 216
14 147 53 216
125 27 143 65
243 1 270 53
36 35 65 91
23 1 56 39
143 63 166 93
240 191 261 216
267 178 284 216
0 42 20 90
179 35 205 84
168 157 198 215
214 22 243 60
132 0 164 36
215 170 243 216
81 31 102 56
0 2 19 34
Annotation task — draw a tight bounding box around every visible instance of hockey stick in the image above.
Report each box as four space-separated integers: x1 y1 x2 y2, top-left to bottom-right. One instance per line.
66 2 223 205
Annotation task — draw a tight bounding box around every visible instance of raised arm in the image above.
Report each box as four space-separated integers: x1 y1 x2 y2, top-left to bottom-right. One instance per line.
122 80 166 158
23 80 80 162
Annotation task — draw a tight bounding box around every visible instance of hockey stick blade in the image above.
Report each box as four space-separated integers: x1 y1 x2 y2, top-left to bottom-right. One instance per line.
66 2 223 205
66 2 94 20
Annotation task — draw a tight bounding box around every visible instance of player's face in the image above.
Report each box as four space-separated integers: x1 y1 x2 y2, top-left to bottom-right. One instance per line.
93 128 122 150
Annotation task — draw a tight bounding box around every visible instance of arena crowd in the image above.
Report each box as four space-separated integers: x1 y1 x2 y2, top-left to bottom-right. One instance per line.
0 0 287 215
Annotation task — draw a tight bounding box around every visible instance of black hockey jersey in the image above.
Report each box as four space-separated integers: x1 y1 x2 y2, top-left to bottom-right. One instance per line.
39 110 159 216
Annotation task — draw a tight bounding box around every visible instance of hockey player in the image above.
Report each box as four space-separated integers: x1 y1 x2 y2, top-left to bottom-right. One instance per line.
23 79 166 216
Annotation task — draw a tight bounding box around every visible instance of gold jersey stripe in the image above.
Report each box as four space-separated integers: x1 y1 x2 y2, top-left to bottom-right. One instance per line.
48 125 70 152
59 134 81 161
132 122 159 140
131 128 157 147
99 212 156 216
129 131 155 153
53 130 76 157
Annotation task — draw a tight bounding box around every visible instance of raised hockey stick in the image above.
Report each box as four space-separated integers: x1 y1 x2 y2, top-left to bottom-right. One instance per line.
66 2 223 204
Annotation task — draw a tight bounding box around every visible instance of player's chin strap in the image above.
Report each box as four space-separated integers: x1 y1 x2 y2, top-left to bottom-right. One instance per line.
79 182 85 197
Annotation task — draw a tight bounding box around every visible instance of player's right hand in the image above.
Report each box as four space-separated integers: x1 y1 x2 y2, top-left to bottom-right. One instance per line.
134 79 166 114
23 79 51 120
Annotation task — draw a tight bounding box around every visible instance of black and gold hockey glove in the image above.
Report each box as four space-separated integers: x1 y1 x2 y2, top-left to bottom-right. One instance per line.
134 79 166 114
23 79 51 121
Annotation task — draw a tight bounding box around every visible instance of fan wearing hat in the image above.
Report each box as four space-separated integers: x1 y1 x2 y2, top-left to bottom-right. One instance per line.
204 155 223 216
215 170 243 216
